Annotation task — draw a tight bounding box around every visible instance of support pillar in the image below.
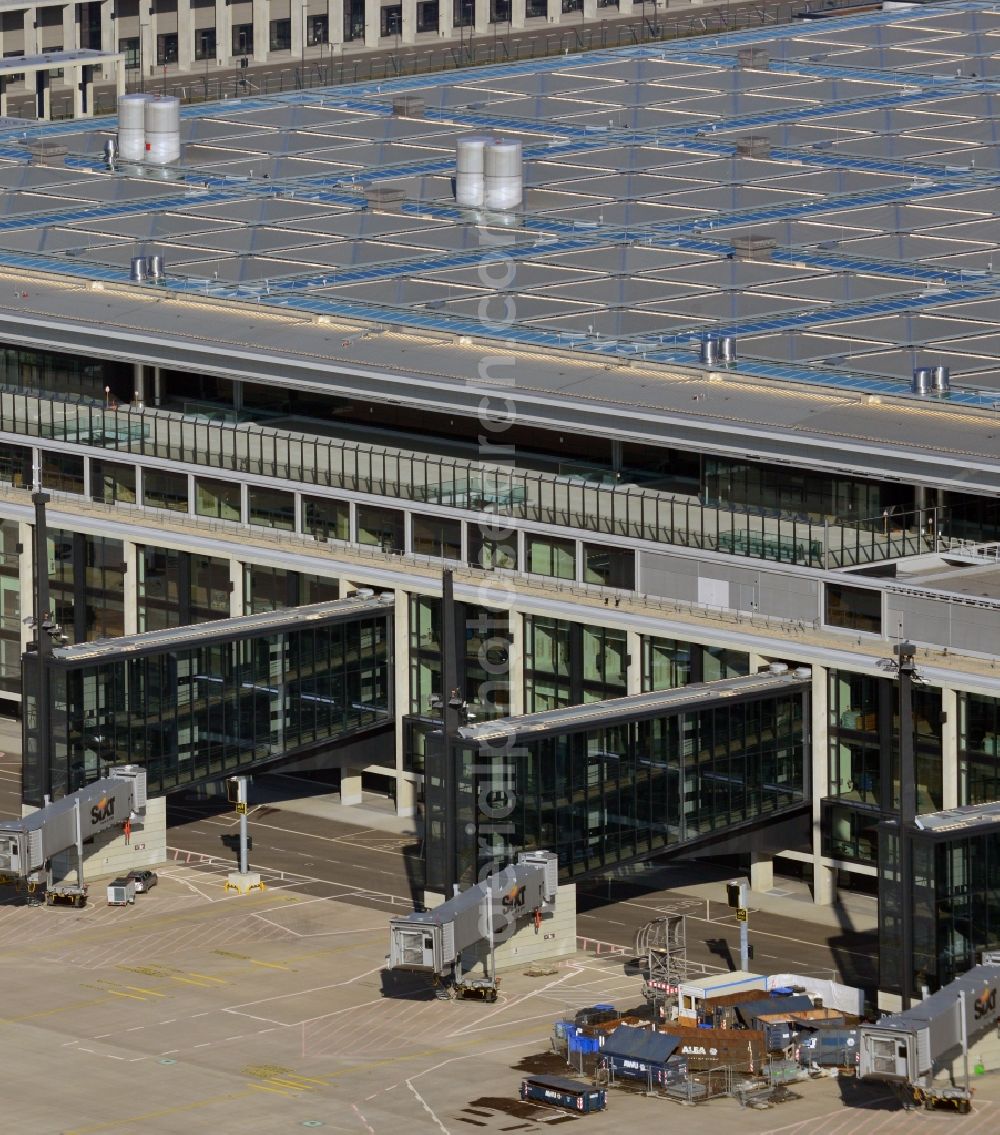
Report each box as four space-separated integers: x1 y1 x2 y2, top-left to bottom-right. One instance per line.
100 1 115 52
364 0 379 46
544 0 558 22
252 0 269 61
439 0 455 36
23 11 38 56
507 609 524 716
328 0 343 44
177 0 193 71
583 0 596 17
393 589 410 796
62 2 78 52
474 0 488 35
229 559 245 617
340 769 363 806
17 520 34 656
941 686 959 810
396 777 417 819
749 852 773 894
216 0 233 64
626 627 641 697
291 0 306 59
123 541 139 636
510 0 524 29
810 663 832 906
401 0 416 43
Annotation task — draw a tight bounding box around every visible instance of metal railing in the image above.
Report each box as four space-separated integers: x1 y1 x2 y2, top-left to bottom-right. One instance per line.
0 388 939 569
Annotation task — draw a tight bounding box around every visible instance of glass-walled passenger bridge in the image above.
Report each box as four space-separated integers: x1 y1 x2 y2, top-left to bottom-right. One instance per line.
21 593 393 806
425 668 811 892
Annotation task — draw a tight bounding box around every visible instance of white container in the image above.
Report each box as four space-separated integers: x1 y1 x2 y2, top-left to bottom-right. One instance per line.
117 93 149 162
144 96 180 165
484 140 522 210
455 135 491 208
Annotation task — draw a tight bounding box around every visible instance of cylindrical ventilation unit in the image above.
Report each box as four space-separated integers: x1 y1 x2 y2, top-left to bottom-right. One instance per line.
130 255 148 283
719 335 738 364
932 364 950 393
484 140 523 211
144 96 181 165
455 135 491 208
117 93 149 163
146 254 166 281
912 366 933 395
698 335 719 365
103 137 118 167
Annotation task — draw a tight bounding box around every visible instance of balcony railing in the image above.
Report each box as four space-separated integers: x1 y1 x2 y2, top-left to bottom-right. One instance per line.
0 388 939 569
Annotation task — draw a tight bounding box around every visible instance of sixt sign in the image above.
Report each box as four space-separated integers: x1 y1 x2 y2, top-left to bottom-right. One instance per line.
91 796 116 826
974 986 997 1021
502 884 527 912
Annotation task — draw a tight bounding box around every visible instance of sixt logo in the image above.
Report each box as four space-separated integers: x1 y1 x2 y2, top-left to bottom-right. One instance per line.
91 797 115 825
502 884 526 912
974 987 997 1020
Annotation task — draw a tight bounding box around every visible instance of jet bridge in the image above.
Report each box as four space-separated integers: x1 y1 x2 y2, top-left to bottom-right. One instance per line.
388 851 558 993
0 765 146 905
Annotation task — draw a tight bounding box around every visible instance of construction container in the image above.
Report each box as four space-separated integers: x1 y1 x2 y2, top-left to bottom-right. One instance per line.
520 1075 606 1113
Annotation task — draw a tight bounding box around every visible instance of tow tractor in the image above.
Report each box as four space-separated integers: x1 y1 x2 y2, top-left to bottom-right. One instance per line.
0 766 146 908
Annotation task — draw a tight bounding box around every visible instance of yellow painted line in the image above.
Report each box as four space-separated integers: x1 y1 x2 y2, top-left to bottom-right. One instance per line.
248 959 291 970
169 976 216 988
265 1077 315 1091
186 972 227 984
123 986 167 998
0 997 109 1023
105 990 149 1001
281 1074 329 1086
247 1082 296 1097
62 1090 254 1134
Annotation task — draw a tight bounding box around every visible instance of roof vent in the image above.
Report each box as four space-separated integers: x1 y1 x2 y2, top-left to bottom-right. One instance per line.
392 95 424 117
698 334 719 365
26 139 67 166
730 234 777 260
364 185 405 212
932 364 950 393
912 366 933 395
769 662 789 676
735 135 771 159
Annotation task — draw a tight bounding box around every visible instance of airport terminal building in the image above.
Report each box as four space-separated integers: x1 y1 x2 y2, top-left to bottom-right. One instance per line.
3 1 1000 946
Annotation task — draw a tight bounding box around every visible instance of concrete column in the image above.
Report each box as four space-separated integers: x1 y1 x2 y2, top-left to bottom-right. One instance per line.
364 0 379 46
544 0 557 22
750 852 773 894
177 0 193 70
252 0 269 61
401 0 416 43
340 769 363 805
393 589 410 787
474 0 488 34
123 540 140 636
62 2 78 51
396 776 417 819
140 19 154 80
18 520 34 654
0 81 8 117
619 0 632 12
941 686 959 809
328 0 343 44
510 0 524 29
582 0 596 16
216 0 233 63
508 609 524 716
115 58 126 96
23 11 38 56
291 0 306 57
748 651 768 673
229 559 245 617
439 0 454 36
626 627 641 697
101 0 115 52
810 663 835 906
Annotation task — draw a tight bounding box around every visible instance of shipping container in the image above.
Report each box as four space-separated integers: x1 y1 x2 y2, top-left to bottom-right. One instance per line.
520 1075 606 1113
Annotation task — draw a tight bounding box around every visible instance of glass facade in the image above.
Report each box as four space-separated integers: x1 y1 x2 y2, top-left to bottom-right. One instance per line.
49 531 125 644
139 547 231 632
244 565 339 614
435 683 807 889
879 817 1000 996
825 670 942 864
641 636 749 691
22 604 392 804
525 616 627 712
0 520 20 693
960 692 1000 805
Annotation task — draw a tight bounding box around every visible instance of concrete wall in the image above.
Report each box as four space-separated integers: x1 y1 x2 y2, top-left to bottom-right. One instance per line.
50 796 167 885
464 883 577 975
